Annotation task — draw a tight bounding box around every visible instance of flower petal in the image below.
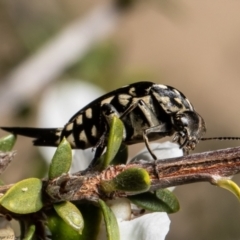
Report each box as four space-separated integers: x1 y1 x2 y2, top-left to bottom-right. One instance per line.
130 142 183 163
118 212 170 240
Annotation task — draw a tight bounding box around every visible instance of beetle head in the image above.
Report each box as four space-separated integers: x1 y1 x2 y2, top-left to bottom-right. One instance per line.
171 110 206 152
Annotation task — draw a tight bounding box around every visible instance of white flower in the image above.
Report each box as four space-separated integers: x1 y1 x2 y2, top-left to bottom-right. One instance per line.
97 198 170 240
118 212 170 240
130 142 183 162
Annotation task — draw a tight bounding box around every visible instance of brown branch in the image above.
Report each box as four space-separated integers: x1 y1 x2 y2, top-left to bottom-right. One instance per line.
0 151 16 174
46 146 240 202
1 146 240 203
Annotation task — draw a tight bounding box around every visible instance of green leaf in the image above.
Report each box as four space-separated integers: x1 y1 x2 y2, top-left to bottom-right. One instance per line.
48 204 101 240
0 178 43 214
155 189 180 213
49 138 72 180
101 168 150 193
99 199 120 240
128 189 180 213
54 201 84 234
23 225 35 240
48 210 82 240
0 134 17 152
215 178 240 201
111 143 128 165
77 204 102 240
100 117 124 169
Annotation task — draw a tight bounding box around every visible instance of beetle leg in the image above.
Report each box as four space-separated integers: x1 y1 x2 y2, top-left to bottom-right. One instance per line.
89 143 106 167
143 123 169 160
119 101 139 119
101 103 121 125
137 99 160 126
137 100 172 160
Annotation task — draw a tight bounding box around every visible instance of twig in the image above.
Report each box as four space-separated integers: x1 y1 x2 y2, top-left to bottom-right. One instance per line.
1 146 240 202
0 151 16 174
34 146 240 202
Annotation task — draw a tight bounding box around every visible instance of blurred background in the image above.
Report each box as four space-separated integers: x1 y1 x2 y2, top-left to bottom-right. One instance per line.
1 0 240 239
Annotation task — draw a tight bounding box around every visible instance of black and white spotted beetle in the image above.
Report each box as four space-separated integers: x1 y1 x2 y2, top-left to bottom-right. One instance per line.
1 81 206 162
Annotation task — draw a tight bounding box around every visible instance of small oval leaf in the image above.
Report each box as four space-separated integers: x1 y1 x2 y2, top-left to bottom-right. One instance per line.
128 189 180 213
215 178 240 201
111 143 128 165
99 199 120 240
101 168 150 193
49 138 72 179
77 204 102 240
23 225 35 240
47 210 82 240
155 189 180 213
0 134 17 152
0 178 43 214
48 204 101 240
54 201 84 234
101 117 124 169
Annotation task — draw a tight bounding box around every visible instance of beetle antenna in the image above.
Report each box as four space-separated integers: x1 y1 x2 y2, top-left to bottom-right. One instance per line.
201 137 240 141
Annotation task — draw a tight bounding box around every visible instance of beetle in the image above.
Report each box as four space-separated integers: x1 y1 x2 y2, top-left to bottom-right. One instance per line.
1 81 206 162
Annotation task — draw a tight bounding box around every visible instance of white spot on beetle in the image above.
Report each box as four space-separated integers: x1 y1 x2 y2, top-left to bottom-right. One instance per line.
101 96 114 106
79 130 88 143
168 105 180 113
160 96 170 105
86 108 92 119
91 125 97 137
157 84 168 89
118 94 131 107
129 87 137 96
185 98 194 110
174 97 182 105
55 129 62 136
67 134 76 147
76 115 83 125
66 123 73 131
174 89 180 95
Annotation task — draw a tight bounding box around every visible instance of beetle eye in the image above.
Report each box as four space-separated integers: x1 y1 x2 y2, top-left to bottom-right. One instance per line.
174 114 189 130
180 116 189 127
